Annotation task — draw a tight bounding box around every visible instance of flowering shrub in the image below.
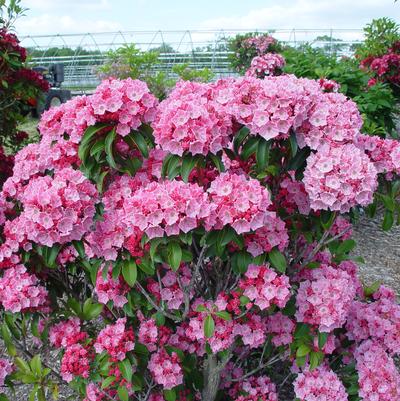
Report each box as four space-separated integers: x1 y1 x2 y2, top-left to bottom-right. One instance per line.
0 72 399 401
0 8 50 156
245 53 286 78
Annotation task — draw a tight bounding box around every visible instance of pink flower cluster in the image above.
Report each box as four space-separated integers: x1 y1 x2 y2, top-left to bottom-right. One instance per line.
361 49 400 86
278 174 311 215
0 264 48 313
239 264 291 310
1 168 98 257
86 175 146 261
296 92 362 150
89 78 158 137
126 179 212 239
233 313 267 349
185 298 235 354
147 265 192 310
355 134 400 176
245 53 286 78
49 318 88 349
293 365 348 401
85 383 106 401
148 349 183 389
266 312 295 346
244 212 288 257
0 358 13 386
318 78 340 93
206 173 272 234
233 375 278 401
227 75 319 141
95 265 130 308
242 35 277 54
346 286 400 355
355 340 400 401
295 264 356 332
94 318 135 361
153 80 233 156
303 144 377 212
138 317 159 352
61 343 91 382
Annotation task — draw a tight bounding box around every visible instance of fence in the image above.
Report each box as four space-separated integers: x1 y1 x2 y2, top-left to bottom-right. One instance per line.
19 29 365 91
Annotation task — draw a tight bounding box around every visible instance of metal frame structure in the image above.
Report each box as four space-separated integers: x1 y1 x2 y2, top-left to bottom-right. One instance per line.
19 29 364 91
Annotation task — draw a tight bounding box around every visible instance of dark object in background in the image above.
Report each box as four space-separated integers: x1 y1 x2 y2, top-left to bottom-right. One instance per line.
31 63 72 117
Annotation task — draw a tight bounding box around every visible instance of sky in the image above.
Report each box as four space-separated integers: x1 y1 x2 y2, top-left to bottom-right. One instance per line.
14 0 400 37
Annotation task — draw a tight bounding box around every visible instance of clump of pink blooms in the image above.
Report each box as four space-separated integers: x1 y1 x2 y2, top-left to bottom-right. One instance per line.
239 264 291 310
303 144 377 212
293 365 348 401
185 299 235 354
147 265 192 310
0 264 48 313
355 134 400 175
296 92 362 150
244 212 288 256
242 35 277 54
86 174 147 261
84 383 106 401
206 172 272 234
49 317 88 349
355 340 400 401
295 264 356 332
138 316 159 352
94 318 135 361
61 343 91 382
148 349 183 390
266 312 295 346
95 265 130 308
1 167 98 257
0 358 13 386
125 179 212 239
318 78 340 93
232 375 278 401
89 77 158 137
153 80 232 156
246 53 286 78
278 174 311 215
346 285 400 354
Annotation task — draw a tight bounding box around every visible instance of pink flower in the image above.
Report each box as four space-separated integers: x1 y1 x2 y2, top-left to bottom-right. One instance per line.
61 343 91 382
0 359 13 386
148 349 183 390
294 365 348 401
49 318 87 349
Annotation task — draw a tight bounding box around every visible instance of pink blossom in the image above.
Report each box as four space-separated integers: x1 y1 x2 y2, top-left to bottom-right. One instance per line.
148 349 183 389
0 358 13 386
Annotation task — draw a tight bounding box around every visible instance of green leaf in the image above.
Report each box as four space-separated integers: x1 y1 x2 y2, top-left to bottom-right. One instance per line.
320 210 336 230
15 357 31 373
96 170 109 193
122 260 137 286
241 136 260 161
215 311 232 321
167 155 182 180
382 210 394 231
117 386 129 401
309 351 323 370
126 131 149 158
318 332 328 349
72 240 85 258
209 154 225 172
119 359 133 383
167 242 182 271
204 315 215 338
233 126 250 154
232 251 252 274
196 304 207 312
268 248 287 273
256 138 270 170
181 154 198 182
82 299 103 320
289 130 298 157
89 138 106 157
105 128 118 169
336 239 356 255
364 281 381 297
296 344 311 357
30 355 42 377
163 388 177 401
78 124 107 163
294 323 310 340
101 376 116 390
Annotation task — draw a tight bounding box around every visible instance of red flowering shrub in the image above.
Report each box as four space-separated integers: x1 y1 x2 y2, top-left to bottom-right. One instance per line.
0 73 399 401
